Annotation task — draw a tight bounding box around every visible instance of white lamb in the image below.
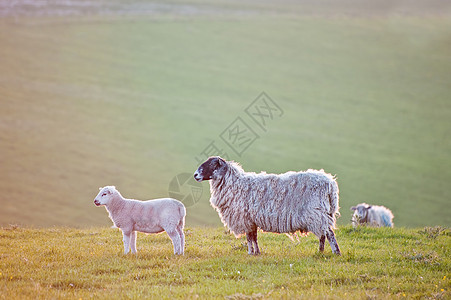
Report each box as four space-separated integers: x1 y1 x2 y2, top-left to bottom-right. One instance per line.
351 203 394 228
94 186 186 255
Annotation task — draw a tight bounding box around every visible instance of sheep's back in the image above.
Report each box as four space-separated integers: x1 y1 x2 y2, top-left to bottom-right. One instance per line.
368 205 394 227
251 171 336 234
126 198 185 227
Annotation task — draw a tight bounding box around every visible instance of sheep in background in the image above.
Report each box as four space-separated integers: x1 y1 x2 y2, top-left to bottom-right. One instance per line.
194 156 341 255
94 186 186 255
351 203 394 228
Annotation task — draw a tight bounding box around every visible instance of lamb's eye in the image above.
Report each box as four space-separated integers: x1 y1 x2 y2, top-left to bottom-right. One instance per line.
102 193 106 196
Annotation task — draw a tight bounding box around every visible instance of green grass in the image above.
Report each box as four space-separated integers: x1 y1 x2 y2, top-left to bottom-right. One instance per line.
0 226 449 299
0 0 450 228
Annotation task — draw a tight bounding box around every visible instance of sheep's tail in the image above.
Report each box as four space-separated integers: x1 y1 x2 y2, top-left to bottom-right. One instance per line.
328 179 340 220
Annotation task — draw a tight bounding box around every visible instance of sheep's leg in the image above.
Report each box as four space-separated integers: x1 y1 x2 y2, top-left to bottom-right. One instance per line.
246 232 255 255
130 231 137 254
319 235 326 252
176 227 185 255
122 231 131 254
167 230 181 255
246 231 260 255
326 229 341 255
252 231 260 255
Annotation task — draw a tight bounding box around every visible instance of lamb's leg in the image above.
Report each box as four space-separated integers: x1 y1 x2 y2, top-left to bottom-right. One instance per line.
326 229 341 255
319 235 326 252
130 231 137 254
176 227 185 255
167 230 181 255
122 230 131 254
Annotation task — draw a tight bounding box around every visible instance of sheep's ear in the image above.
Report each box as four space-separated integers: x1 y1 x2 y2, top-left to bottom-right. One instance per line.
350 206 357 211
99 187 102 191
366 205 372 210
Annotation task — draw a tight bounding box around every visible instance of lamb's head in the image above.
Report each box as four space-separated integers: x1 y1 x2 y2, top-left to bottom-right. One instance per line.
194 156 228 182
94 186 117 206
351 203 372 223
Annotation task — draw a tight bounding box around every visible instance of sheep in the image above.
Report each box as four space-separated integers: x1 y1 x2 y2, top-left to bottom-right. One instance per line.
193 156 341 255
351 203 394 228
94 186 186 255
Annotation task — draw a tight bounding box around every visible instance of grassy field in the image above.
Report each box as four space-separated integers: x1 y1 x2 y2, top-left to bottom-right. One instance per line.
0 225 449 299
0 0 450 228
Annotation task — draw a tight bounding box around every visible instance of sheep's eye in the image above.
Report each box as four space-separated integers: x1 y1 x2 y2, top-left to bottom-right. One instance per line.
102 193 106 196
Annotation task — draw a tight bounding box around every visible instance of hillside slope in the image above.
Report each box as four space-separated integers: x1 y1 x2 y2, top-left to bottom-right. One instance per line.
0 0 450 228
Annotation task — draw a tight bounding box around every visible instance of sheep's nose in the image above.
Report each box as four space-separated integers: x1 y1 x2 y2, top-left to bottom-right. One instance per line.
193 172 202 182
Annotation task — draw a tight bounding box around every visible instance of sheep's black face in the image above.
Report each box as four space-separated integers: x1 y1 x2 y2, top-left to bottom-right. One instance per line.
194 156 227 182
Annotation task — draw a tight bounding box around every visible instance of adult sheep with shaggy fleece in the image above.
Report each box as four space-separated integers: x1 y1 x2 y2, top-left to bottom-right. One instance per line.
94 186 186 255
351 203 394 228
194 156 341 255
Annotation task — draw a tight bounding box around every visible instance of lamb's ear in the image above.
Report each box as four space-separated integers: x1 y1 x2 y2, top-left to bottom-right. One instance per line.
366 205 372 210
350 206 357 211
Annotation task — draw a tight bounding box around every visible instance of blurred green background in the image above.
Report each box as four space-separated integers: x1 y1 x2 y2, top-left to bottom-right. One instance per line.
1 0 450 228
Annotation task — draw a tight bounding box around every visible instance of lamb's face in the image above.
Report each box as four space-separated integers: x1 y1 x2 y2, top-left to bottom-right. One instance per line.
94 186 115 206
351 204 371 222
194 156 227 182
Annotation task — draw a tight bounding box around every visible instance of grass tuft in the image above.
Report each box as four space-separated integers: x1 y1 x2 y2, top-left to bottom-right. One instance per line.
419 226 451 239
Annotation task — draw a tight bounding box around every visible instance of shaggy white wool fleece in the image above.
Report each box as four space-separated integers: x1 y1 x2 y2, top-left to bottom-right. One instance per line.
209 161 340 238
